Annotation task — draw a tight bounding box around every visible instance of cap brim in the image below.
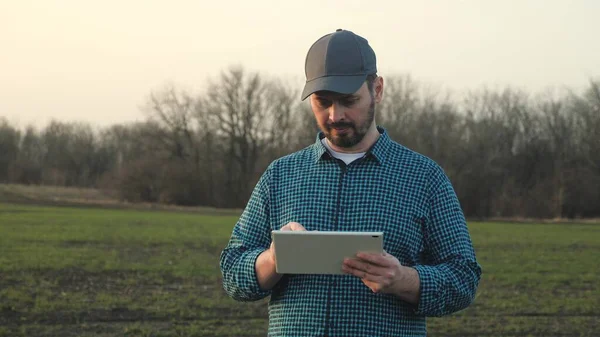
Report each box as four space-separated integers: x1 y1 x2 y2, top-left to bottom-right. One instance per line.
301 75 367 101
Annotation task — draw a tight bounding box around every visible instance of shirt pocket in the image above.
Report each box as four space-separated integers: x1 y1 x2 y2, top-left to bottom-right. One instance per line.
369 208 425 266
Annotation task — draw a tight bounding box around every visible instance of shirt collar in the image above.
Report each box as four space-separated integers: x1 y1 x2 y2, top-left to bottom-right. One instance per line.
312 126 392 165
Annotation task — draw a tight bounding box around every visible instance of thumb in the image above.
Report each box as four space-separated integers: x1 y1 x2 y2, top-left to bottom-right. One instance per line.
289 222 306 231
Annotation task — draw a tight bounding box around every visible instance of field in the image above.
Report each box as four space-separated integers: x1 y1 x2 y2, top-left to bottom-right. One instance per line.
0 202 599 336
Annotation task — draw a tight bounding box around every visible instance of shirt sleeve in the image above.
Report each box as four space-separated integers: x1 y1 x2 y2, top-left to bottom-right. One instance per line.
219 165 274 302
412 166 482 317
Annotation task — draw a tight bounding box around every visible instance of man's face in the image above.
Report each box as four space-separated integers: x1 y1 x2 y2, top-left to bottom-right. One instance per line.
310 81 377 149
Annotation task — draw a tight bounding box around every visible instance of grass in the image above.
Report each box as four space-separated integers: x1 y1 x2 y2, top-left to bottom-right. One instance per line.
0 202 599 336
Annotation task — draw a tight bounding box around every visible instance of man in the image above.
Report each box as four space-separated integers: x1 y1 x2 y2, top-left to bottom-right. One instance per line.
220 29 481 336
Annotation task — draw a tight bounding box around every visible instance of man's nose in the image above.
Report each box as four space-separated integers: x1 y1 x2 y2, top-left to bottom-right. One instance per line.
328 102 346 123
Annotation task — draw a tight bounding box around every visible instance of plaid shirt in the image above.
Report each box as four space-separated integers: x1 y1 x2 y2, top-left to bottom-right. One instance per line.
220 127 481 337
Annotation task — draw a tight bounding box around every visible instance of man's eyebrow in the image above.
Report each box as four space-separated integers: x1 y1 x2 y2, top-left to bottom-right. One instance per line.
315 93 359 100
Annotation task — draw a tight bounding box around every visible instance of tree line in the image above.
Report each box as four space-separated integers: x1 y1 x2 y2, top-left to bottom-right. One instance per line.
1 67 599 219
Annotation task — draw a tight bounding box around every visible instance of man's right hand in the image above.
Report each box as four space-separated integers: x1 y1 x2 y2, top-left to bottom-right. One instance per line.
256 222 306 291
279 222 307 231
267 222 306 264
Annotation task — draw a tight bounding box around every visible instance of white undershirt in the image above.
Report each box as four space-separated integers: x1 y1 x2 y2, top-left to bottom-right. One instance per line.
321 138 366 165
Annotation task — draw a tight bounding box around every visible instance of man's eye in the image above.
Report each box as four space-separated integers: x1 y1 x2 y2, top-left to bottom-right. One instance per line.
341 99 357 106
317 99 331 106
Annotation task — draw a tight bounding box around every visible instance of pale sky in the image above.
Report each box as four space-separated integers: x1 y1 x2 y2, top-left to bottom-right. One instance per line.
2 0 599 129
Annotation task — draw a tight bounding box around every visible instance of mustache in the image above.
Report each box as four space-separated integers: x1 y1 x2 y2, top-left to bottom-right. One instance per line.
327 122 354 129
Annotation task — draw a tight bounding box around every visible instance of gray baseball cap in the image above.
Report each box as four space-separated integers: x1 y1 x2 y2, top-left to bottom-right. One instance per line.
301 29 377 101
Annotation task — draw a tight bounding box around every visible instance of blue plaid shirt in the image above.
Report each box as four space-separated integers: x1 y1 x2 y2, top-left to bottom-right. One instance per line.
220 127 481 337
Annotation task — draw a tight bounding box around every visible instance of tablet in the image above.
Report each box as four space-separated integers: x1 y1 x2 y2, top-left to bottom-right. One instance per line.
271 230 384 274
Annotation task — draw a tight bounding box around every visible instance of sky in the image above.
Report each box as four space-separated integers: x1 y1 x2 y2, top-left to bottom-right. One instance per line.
2 0 599 129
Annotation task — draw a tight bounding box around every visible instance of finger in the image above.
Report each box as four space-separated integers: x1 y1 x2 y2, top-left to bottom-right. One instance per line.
356 251 393 267
342 265 384 283
279 222 299 231
343 258 386 276
289 222 306 231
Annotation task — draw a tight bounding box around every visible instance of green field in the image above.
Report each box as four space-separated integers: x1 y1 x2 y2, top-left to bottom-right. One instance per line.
0 203 598 336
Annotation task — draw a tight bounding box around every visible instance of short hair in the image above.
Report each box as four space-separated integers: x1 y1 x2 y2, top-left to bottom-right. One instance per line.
366 73 378 96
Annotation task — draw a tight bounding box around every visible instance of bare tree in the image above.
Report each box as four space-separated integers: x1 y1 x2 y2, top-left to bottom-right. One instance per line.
10 126 43 184
143 85 200 163
38 121 97 186
0 118 21 183
562 79 600 217
200 66 296 207
453 88 529 217
535 89 575 218
377 74 420 145
572 80 600 171
2 67 598 217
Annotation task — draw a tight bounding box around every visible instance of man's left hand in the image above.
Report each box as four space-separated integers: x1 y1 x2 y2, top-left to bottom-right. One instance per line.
342 250 403 294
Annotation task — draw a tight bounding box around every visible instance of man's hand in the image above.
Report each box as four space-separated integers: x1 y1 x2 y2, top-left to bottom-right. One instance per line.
280 222 307 231
256 222 305 291
267 222 306 264
342 250 420 304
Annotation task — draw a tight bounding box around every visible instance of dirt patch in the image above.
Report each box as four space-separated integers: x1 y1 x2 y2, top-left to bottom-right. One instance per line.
511 312 599 317
1 305 267 326
197 306 268 319
0 268 217 294
0 306 19 322
1 308 157 326
44 268 200 290
1 320 269 337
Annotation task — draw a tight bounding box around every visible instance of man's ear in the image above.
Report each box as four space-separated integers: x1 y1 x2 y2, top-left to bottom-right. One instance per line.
374 76 384 103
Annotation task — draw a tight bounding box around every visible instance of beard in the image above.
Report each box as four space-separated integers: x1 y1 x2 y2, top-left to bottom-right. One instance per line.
322 96 375 149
